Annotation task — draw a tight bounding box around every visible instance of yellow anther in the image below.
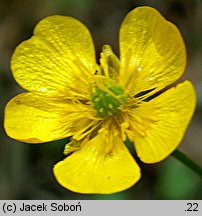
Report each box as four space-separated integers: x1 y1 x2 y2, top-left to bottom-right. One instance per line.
121 122 129 129
98 127 108 135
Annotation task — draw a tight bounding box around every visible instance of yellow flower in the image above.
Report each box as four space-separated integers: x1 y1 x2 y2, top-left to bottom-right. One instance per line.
4 6 196 194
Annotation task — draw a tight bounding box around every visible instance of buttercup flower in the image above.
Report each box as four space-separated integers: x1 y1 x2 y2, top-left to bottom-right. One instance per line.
4 6 196 194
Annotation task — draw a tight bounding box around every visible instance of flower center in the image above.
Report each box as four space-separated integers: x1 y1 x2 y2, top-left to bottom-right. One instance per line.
91 83 126 118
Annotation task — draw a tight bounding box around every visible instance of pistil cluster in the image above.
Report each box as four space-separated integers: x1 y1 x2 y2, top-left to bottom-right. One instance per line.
91 82 126 118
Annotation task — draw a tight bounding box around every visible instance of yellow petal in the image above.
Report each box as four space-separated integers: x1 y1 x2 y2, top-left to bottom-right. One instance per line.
11 16 97 98
4 93 93 143
53 132 141 194
119 6 186 96
100 45 120 79
127 81 196 163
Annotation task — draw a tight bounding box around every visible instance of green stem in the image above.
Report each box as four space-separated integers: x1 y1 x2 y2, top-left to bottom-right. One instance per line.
172 149 202 178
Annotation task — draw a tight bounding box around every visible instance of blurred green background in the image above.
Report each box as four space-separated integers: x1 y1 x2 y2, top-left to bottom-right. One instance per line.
0 0 202 199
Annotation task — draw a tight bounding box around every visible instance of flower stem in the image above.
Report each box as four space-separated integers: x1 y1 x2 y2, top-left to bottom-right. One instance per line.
172 149 202 177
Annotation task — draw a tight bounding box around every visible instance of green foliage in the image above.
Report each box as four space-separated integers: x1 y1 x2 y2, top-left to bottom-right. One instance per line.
156 158 202 199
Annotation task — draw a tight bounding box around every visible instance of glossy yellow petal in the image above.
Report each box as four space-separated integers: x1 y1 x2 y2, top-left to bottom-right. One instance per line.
4 93 94 143
119 6 186 96
11 16 97 98
53 132 141 194
100 45 120 79
127 81 196 163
